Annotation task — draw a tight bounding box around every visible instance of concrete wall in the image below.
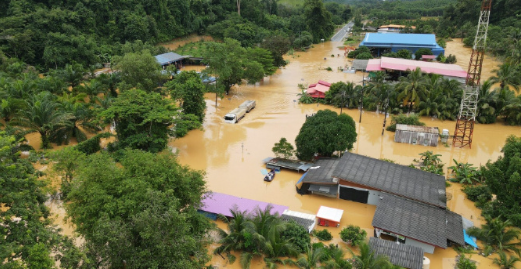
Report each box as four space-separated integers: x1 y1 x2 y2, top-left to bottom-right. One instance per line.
405 238 436 254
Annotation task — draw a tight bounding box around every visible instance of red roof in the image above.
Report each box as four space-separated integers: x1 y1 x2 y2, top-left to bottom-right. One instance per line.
306 80 331 98
366 57 467 78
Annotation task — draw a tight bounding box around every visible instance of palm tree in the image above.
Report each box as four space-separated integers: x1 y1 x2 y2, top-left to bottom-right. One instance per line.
98 72 121 97
490 63 520 92
396 67 428 110
467 217 521 254
418 91 441 119
52 100 100 144
214 209 256 256
495 86 516 118
348 242 392 269
332 82 356 113
78 79 107 102
502 96 521 125
476 80 497 124
58 63 86 89
11 92 74 149
493 251 521 269
297 246 324 269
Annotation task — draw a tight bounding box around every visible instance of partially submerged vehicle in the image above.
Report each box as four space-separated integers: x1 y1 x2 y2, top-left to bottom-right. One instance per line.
239 100 256 112
224 108 246 124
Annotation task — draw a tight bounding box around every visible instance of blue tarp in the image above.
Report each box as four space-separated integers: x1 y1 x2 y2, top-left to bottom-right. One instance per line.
463 229 478 248
359 33 445 56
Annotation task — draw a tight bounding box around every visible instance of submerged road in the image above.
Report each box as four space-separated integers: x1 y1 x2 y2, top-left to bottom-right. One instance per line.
331 21 354 42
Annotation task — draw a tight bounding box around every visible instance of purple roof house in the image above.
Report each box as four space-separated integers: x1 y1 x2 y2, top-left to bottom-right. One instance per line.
200 192 288 218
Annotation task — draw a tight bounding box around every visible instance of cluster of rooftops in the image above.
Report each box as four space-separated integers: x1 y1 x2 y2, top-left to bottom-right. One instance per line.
200 152 472 269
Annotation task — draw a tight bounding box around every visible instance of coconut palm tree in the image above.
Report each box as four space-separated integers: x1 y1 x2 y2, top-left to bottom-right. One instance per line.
214 209 256 256
502 96 521 125
332 82 357 113
467 217 521 254
490 63 520 92
396 67 428 110
418 91 441 119
476 80 498 124
348 242 392 269
11 92 74 149
493 251 521 269
78 79 107 102
297 246 324 269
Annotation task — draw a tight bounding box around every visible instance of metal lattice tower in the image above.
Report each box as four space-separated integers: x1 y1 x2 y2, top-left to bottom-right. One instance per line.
453 0 493 148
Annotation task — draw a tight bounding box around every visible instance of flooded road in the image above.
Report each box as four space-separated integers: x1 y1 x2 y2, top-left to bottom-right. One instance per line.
168 40 520 268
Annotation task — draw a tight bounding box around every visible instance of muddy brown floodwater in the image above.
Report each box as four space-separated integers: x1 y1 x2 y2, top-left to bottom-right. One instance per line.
21 37 516 268
167 40 519 269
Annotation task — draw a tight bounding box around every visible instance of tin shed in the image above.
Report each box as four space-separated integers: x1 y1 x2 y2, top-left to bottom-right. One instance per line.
394 124 439 147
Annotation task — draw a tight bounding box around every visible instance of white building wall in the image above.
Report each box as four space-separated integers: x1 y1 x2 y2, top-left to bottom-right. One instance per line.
405 238 436 254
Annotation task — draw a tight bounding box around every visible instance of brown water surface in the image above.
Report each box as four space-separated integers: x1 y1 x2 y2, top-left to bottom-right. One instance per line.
168 41 519 268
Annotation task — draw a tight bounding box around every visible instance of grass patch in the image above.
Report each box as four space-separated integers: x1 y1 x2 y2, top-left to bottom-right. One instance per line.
343 35 363 46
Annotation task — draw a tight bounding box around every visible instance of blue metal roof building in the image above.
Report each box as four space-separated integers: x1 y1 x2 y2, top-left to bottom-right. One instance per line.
359 33 445 57
154 52 186 66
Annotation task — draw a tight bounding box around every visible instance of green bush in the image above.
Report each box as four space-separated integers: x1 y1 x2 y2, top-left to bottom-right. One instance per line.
463 185 492 208
340 225 367 246
386 114 425 132
314 229 332 241
281 221 310 253
414 48 433 60
356 52 373 59
457 254 477 269
75 132 112 155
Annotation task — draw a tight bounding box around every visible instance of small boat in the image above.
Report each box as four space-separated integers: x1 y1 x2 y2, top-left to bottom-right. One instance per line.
264 169 276 182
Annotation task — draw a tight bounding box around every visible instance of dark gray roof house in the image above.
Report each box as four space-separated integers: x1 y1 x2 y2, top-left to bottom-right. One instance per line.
301 159 339 197
369 237 424 269
372 194 464 249
302 159 339 184
154 52 186 66
332 152 447 208
352 59 369 70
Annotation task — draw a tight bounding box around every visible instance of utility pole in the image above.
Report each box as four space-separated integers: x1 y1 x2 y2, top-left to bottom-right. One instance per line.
359 85 364 123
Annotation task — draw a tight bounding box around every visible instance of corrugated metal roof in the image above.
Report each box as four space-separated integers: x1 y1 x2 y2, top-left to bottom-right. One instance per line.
308 184 339 197
380 57 467 78
396 124 439 134
352 60 369 70
372 194 448 249
282 209 316 233
361 33 439 47
316 206 343 222
333 152 447 208
369 237 424 269
154 52 186 66
200 192 288 218
446 211 465 246
302 159 339 184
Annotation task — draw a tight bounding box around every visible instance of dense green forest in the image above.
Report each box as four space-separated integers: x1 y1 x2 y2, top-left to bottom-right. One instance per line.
0 0 349 70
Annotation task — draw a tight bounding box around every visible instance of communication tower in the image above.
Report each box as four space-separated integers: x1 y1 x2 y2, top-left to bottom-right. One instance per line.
452 0 493 148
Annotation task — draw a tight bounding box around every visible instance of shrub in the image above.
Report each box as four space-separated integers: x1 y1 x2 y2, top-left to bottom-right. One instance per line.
463 185 492 208
314 229 332 241
325 67 333 71
414 48 433 60
340 225 367 246
386 114 425 132
457 254 477 269
75 132 112 155
272 138 295 159
281 221 310 253
356 52 373 59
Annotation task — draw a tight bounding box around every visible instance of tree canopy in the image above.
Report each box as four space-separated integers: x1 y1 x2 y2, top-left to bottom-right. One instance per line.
65 149 212 268
202 38 276 94
295 109 357 161
99 89 193 153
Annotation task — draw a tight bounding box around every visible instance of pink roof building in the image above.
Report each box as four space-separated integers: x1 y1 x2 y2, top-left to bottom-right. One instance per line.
366 57 467 80
200 192 288 218
306 80 331 99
